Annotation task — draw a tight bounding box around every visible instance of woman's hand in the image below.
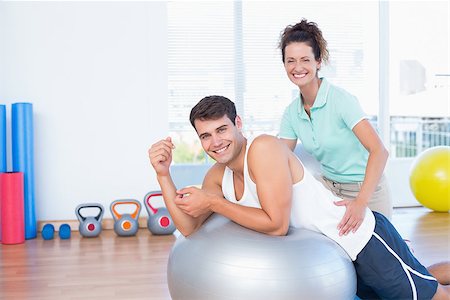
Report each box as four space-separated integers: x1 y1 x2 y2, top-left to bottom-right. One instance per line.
334 198 367 236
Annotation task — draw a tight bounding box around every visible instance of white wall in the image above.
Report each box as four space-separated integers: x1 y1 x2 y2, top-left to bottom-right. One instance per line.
0 2 168 220
385 158 420 207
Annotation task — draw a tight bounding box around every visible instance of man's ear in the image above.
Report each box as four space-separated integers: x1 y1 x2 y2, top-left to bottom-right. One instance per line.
235 115 243 130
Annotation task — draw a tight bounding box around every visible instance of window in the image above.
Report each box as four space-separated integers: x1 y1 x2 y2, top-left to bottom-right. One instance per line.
168 2 235 163
168 1 379 163
388 1 450 157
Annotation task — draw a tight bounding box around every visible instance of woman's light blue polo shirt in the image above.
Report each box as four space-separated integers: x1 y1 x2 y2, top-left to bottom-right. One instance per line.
279 78 369 183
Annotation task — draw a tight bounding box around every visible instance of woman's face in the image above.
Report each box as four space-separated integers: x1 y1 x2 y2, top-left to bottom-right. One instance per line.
284 42 321 88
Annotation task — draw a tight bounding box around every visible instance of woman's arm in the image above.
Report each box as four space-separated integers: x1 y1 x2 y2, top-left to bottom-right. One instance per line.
335 119 389 235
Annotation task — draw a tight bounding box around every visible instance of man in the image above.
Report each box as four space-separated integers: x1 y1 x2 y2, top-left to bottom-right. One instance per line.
149 95 449 299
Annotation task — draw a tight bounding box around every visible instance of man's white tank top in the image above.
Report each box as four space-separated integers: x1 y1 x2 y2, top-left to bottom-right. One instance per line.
221 139 375 260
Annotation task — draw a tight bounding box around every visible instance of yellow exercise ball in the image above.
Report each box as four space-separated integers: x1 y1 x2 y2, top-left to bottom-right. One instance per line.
409 146 450 212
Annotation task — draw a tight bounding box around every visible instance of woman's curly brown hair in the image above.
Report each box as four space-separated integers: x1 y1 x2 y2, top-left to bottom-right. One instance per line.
279 19 329 65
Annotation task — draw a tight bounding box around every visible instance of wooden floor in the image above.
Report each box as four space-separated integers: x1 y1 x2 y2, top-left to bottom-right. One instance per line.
0 207 449 300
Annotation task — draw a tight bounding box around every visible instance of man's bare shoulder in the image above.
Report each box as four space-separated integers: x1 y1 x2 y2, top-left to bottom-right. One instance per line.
250 134 286 153
247 134 294 169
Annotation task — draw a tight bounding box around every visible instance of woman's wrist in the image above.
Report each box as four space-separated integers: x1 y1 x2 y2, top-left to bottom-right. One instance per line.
354 195 369 207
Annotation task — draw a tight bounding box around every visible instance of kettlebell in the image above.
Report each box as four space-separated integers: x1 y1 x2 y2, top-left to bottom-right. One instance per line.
75 203 104 238
110 199 141 237
144 191 176 235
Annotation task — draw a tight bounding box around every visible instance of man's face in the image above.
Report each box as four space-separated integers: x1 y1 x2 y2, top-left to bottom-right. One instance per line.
194 115 243 164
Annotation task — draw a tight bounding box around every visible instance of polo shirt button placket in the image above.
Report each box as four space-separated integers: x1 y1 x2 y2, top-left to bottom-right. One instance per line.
311 131 317 146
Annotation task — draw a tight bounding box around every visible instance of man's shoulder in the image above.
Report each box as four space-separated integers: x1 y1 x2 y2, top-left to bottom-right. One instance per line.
250 135 285 155
252 134 279 145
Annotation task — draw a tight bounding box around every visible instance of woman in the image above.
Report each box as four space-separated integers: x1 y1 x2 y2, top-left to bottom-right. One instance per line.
278 19 393 236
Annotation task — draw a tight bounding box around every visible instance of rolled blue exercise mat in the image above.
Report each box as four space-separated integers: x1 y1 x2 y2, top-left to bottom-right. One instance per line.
0 104 6 172
12 102 37 239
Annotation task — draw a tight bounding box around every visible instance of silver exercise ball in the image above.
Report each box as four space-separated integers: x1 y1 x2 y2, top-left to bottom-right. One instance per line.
167 214 356 300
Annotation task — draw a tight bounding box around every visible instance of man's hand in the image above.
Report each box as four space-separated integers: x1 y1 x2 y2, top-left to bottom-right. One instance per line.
174 186 215 218
334 198 367 236
148 137 175 176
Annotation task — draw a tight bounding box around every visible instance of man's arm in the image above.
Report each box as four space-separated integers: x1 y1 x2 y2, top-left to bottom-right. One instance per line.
244 135 293 234
176 135 294 236
148 137 212 236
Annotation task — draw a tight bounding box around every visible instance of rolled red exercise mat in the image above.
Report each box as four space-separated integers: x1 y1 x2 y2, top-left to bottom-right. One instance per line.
0 104 6 243
0 172 25 245
12 102 37 239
